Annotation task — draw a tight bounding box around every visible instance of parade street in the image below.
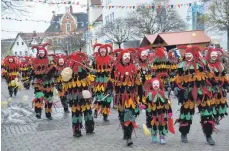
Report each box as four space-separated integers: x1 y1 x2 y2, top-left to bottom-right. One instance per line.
1 82 229 151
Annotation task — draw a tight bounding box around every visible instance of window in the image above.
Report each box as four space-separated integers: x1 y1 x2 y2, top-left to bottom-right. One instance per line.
19 51 22 56
17 42 19 46
66 16 69 20
22 42 24 45
66 23 71 32
25 51 28 56
15 52 17 56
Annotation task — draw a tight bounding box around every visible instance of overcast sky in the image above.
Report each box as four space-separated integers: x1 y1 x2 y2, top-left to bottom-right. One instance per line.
1 0 87 39
1 0 197 40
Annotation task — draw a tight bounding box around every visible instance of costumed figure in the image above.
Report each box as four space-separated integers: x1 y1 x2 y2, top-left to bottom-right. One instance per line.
2 59 7 79
3 56 20 97
174 45 216 145
205 47 228 124
143 73 174 144
111 48 141 146
54 54 70 113
92 43 113 121
168 48 181 96
61 51 95 137
20 56 33 89
31 43 56 120
151 47 171 93
135 47 153 129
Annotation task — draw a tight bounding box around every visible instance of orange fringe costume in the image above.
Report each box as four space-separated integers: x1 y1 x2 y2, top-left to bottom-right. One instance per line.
53 54 70 113
62 51 95 137
111 48 141 146
3 56 20 97
205 47 228 123
92 43 113 121
20 56 33 89
31 43 56 119
174 45 216 145
144 74 173 144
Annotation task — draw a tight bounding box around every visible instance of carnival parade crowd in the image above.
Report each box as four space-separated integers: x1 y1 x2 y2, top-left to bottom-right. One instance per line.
1 43 228 147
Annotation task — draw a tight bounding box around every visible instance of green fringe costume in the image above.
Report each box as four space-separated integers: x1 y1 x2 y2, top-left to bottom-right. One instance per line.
62 52 95 137
174 46 216 144
93 54 113 121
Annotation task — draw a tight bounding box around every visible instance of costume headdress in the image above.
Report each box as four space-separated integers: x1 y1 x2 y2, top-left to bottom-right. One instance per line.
116 48 135 63
183 45 201 61
3 56 17 68
93 43 113 56
143 72 169 91
32 43 50 58
154 47 168 62
69 51 89 72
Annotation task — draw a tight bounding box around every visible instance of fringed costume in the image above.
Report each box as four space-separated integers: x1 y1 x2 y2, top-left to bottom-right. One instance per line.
174 45 216 145
92 43 113 121
31 43 56 120
168 49 181 96
205 47 228 123
54 54 70 113
144 74 174 144
3 56 20 97
151 48 170 92
135 47 153 129
111 49 141 146
61 51 95 137
20 57 32 89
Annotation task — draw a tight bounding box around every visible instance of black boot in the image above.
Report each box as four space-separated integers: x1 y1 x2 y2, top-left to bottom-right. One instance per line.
46 112 53 120
206 136 215 145
64 108 70 113
103 114 109 122
35 107 41 119
181 134 188 143
126 139 133 146
9 91 13 97
36 114 41 119
125 125 133 146
14 88 18 96
74 130 82 138
85 120 95 134
94 110 98 118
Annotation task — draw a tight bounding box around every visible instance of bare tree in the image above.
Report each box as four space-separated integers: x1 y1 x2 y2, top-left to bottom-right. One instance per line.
128 2 187 37
96 18 136 48
1 0 31 16
203 0 229 50
50 34 86 55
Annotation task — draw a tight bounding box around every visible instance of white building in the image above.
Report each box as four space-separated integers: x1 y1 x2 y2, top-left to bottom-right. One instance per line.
86 0 103 55
10 34 30 57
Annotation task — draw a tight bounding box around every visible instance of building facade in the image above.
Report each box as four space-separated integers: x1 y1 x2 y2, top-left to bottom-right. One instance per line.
45 5 88 53
10 34 30 57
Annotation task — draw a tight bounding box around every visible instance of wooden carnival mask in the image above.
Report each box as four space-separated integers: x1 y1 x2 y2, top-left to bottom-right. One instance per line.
140 50 149 60
185 52 193 62
122 52 131 64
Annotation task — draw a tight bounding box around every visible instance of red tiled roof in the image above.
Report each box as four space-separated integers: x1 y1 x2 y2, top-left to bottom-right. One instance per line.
145 34 158 44
144 30 211 46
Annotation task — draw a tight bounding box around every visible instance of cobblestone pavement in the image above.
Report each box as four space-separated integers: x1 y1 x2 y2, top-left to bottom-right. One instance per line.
1 82 229 151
